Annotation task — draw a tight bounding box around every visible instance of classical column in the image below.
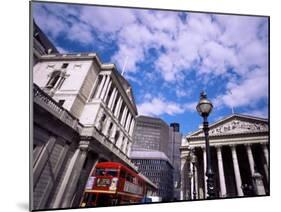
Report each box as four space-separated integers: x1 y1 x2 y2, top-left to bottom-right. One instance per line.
262 143 269 165
129 118 135 136
102 80 112 102
203 147 208 199
53 140 89 208
108 88 117 108
246 144 255 176
261 143 269 181
180 157 187 200
110 91 119 111
190 160 194 200
216 146 227 197
126 141 132 155
125 113 132 131
231 145 244 196
100 75 110 100
194 162 199 199
95 75 106 99
113 96 122 116
246 144 266 195
115 98 123 118
121 107 128 126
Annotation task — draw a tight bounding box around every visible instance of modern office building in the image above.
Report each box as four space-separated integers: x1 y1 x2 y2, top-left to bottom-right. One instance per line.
180 114 269 200
168 123 182 200
131 115 169 155
130 115 174 201
130 151 174 201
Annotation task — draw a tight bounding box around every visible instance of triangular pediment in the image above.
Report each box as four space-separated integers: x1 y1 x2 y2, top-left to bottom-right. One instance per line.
189 114 268 137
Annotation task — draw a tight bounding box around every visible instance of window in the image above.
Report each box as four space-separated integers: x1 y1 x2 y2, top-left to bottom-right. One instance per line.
58 99 65 106
46 70 61 88
61 63 69 69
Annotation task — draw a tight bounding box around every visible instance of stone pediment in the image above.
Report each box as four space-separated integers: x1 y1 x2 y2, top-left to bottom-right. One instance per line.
190 114 268 137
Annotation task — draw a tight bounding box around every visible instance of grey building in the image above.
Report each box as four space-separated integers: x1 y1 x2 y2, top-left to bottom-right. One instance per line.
130 115 174 201
132 115 169 156
130 151 174 201
168 123 182 200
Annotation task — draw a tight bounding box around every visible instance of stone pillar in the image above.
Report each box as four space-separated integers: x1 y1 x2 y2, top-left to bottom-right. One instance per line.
231 145 244 196
115 98 123 118
246 144 266 195
102 117 112 137
190 160 194 200
110 91 119 111
94 109 104 131
102 80 112 102
95 75 106 99
113 96 122 116
108 88 117 108
129 118 135 136
262 143 269 165
125 113 132 131
203 148 208 199
180 157 187 200
53 140 89 208
246 144 255 176
194 162 199 199
100 75 110 100
121 107 128 126
216 146 227 197
261 143 269 181
252 172 266 195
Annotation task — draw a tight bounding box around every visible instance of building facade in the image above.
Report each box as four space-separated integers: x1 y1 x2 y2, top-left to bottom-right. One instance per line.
132 115 169 156
130 151 174 201
130 115 174 201
180 114 269 200
32 52 141 210
168 123 182 200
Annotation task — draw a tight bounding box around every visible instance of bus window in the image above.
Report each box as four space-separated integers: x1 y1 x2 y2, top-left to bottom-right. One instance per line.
95 168 106 176
107 169 118 177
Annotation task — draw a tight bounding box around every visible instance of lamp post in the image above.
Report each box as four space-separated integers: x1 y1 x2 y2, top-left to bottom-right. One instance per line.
196 91 215 198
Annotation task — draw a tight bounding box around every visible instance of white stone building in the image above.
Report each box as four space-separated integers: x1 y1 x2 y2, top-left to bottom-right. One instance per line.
180 114 269 200
32 52 141 210
33 53 137 156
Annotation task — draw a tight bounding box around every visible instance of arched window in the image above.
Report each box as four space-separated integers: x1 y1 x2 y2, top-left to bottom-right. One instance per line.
46 70 61 89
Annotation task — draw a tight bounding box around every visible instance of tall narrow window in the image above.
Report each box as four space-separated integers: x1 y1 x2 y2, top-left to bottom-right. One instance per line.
46 70 61 89
61 63 69 69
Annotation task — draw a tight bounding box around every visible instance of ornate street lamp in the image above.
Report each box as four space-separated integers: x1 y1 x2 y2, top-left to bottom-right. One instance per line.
196 91 215 198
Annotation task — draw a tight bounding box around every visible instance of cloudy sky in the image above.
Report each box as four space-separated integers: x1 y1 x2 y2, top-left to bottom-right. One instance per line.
32 2 269 135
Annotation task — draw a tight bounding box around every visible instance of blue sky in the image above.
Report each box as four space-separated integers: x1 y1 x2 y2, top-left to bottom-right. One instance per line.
32 2 269 135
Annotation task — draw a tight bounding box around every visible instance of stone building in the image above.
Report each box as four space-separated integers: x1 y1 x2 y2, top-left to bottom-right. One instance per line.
180 114 269 200
178 114 269 200
130 115 174 201
32 52 141 210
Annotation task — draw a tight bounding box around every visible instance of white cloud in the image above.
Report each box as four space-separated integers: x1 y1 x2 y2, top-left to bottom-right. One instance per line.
137 97 184 116
214 67 268 109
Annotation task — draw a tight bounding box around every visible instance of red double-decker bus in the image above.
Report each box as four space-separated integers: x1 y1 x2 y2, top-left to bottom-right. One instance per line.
80 162 155 207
